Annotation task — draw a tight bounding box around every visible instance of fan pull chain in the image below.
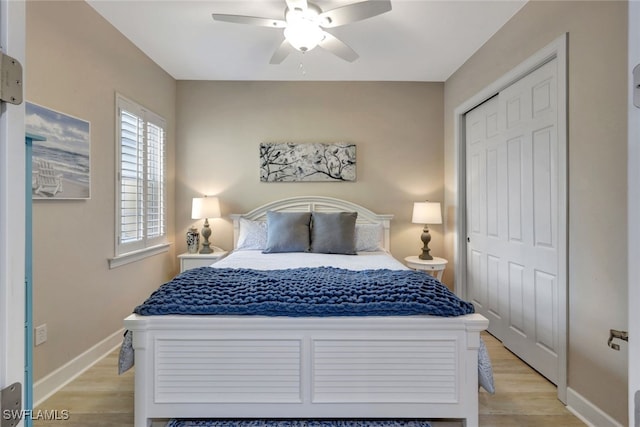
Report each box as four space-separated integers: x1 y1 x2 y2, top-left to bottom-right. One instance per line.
298 54 307 76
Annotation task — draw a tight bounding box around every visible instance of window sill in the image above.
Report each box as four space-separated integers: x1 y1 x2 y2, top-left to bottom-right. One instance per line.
109 242 171 269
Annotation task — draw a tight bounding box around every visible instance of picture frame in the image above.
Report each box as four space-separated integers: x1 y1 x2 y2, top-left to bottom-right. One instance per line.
26 102 91 200
260 142 356 182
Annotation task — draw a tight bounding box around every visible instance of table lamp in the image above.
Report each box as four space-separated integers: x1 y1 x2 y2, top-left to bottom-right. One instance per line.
191 196 221 254
411 201 442 260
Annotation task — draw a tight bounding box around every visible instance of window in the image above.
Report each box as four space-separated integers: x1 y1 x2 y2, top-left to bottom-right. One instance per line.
113 94 168 263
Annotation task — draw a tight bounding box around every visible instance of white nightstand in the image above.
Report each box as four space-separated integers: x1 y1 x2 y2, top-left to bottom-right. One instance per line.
404 256 448 281
178 250 228 273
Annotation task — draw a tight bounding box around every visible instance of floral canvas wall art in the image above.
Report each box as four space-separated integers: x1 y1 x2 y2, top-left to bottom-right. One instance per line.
260 142 356 182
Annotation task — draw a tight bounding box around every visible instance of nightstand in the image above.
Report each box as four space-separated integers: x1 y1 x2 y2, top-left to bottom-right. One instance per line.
178 250 228 273
404 256 448 281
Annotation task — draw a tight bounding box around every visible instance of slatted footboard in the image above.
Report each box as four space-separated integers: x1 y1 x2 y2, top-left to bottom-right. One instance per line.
125 313 488 427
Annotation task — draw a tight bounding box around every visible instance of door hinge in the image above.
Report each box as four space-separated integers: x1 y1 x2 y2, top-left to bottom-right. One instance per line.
634 63 640 109
0 52 22 105
0 382 22 427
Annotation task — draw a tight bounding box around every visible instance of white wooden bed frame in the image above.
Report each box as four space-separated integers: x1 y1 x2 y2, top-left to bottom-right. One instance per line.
124 196 488 427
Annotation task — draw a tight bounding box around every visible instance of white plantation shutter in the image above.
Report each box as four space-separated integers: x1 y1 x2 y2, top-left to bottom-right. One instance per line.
116 94 167 256
119 109 144 245
145 120 165 240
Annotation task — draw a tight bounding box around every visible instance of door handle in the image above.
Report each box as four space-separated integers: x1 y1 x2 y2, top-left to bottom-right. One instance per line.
634 63 640 108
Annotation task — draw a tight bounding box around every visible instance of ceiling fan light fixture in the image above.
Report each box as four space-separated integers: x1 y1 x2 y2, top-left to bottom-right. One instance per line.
212 0 392 63
284 20 324 52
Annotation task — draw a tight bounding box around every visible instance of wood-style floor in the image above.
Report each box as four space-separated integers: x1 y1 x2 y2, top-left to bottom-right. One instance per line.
33 332 585 427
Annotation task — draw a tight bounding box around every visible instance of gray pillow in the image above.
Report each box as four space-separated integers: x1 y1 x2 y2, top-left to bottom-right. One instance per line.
262 211 311 253
311 212 358 255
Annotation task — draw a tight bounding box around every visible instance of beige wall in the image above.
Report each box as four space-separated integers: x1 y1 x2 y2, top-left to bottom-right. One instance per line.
27 1 177 381
443 1 628 423
175 81 444 266
27 1 629 423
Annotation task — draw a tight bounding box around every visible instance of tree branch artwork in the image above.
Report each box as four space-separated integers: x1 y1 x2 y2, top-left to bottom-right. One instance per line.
260 143 356 182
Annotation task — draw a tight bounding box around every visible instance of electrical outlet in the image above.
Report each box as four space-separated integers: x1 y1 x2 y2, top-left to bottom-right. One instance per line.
35 324 47 346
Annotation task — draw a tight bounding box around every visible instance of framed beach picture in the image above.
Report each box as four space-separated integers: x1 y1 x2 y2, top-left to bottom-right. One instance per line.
26 102 91 199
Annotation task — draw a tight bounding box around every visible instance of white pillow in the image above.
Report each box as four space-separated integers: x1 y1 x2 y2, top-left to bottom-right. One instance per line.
355 223 384 252
236 218 268 250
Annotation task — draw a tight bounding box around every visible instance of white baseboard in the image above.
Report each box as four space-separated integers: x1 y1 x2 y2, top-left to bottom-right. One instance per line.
566 387 624 427
33 328 124 407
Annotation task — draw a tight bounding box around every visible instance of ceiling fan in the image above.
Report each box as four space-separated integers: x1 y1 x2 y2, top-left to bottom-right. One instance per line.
212 0 392 64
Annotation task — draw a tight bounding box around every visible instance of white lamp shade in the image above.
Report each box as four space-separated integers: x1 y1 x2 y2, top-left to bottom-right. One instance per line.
412 202 442 225
191 196 221 220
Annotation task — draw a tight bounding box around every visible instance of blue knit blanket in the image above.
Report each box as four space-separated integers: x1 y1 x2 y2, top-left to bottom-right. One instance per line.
134 267 474 317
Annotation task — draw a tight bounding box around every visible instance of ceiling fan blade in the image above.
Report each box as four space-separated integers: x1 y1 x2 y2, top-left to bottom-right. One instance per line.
270 40 296 64
285 0 308 12
319 0 392 28
211 14 286 28
318 32 359 62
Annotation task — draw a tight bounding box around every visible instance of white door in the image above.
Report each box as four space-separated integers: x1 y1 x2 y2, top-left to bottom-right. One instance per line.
465 95 506 341
0 0 26 425
628 2 640 425
466 58 561 384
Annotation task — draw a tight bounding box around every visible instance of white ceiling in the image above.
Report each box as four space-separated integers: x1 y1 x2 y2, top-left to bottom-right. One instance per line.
86 0 527 82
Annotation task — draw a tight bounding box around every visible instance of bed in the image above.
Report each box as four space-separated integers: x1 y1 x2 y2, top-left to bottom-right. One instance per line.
123 196 489 427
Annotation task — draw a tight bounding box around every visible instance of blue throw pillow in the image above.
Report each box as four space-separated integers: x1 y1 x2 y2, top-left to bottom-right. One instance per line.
262 211 311 253
311 212 358 255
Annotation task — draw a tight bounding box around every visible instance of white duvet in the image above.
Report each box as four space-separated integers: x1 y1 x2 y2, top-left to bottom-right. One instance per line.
211 250 408 271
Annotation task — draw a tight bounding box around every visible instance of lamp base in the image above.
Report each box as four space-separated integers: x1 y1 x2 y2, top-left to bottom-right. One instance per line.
419 251 434 261
199 218 214 254
418 225 433 260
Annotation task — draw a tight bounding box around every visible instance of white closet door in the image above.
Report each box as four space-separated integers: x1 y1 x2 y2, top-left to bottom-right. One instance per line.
466 95 508 341
466 58 560 384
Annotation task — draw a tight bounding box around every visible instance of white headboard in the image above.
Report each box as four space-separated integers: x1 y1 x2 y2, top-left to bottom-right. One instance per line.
230 196 394 251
